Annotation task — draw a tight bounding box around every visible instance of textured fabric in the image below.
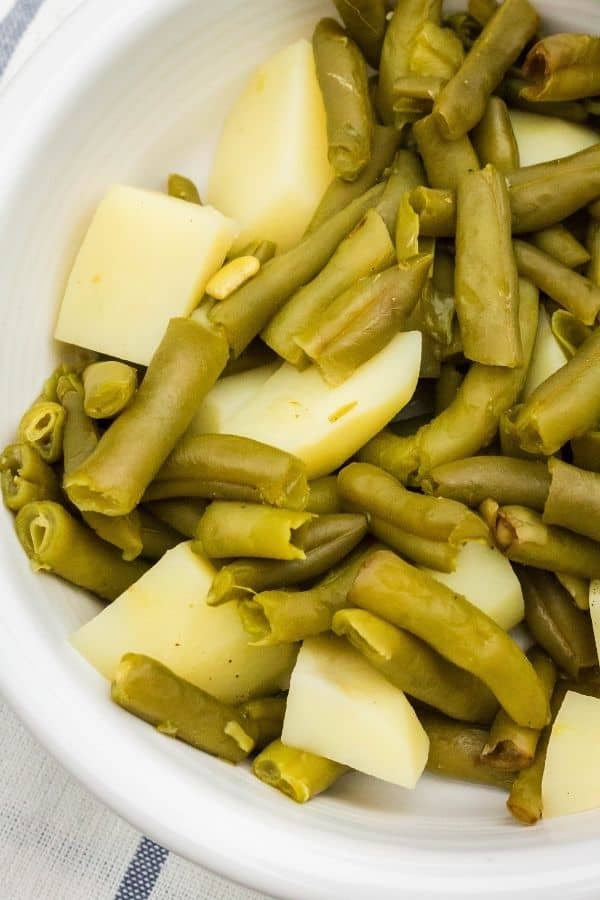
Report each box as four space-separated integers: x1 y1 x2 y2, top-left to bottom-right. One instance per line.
0 3 270 897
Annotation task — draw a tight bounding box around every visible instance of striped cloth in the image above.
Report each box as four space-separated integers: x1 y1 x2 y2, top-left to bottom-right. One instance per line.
0 3 268 898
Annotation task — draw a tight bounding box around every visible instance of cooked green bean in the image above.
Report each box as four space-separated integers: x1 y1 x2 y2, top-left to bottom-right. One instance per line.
0 444 60 512
423 456 551 511
367 517 458 571
233 239 277 265
295 255 433 385
194 502 313 561
167 173 201 204
556 573 590 611
80 510 143 562
471 97 519 173
394 191 420 262
481 648 556 770
332 608 498 723
409 186 456 238
313 18 372 182
41 363 79 403
529 226 590 270
349 549 550 728
518 566 598 677
147 434 308 510
18 400 65 464
263 209 395 367
506 711 551 824
15 501 148 601
57 373 100 474
521 34 600 102
143 499 207 539
64 318 228 516
210 183 385 357
498 76 590 122
333 0 386 69
360 279 539 483
253 740 348 802
82 361 137 419
587 220 600 287
377 0 442 126
375 150 427 234
393 75 445 103
468 0 497 26
511 329 600 456
207 514 367 606
305 477 341 515
137 509 181 560
306 126 400 233
434 364 463 414
419 710 516 789
444 12 481 50
239 545 374 645
413 114 479 191
513 239 600 326
493 506 600 581
433 0 539 140
543 458 600 543
571 431 600 473
498 405 541 461
112 654 257 763
456 165 521 367
410 21 465 80
550 309 592 358
237 697 287 750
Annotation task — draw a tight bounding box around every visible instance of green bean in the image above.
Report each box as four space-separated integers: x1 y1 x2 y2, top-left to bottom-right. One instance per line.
556 573 590 611
194 502 313 561
433 0 539 140
112 654 257 763
210 183 385 357
238 545 375 645
394 192 420 262
82 361 137 419
18 400 65 464
207 514 367 607
80 510 143 562
409 186 456 238
493 506 600 581
306 126 400 234
571 431 600 473
377 0 442 126
413 114 479 191
237 697 287 750
367 517 458 571
137 509 181 560
468 0 497 26
295 255 433 386
517 566 598 677
332 608 498 723
253 740 348 802
147 434 308 510
64 318 228 516
498 405 542 461
511 329 600 456
550 310 592 359
359 279 539 483
481 648 556 770
333 0 386 69
410 22 465 81
444 12 481 51
543 458 600 543
222 341 277 377
40 363 79 402
456 165 521 367
167 173 201 204
506 712 550 824
15 501 149 601
0 444 60 512
350 549 550 727
434 364 464 414
419 710 516 789
513 240 600 326
498 76 590 122
313 18 372 182
374 151 427 235
305 477 341 515
143 499 207 539
57 373 100 474
232 240 277 265
587 220 600 287
393 75 445 104
263 209 395 368
529 226 590 270
423 456 551 511
521 34 600 102
471 97 519 173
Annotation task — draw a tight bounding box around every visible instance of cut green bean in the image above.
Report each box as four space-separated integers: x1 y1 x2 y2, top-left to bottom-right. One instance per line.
367 517 458 571
522 34 600 102
423 456 551 511
543 458 600 543
393 75 445 103
80 510 143 562
556 573 590 611
137 509 181 560
433 0 539 140
15 501 148 601
143 499 207 539
409 186 456 238
167 173 201 204
571 431 600 473
587 220 600 287
305 477 341 515
498 405 541 461
313 18 372 182
333 608 498 723
499 76 590 122
194 502 313 561
468 0 497 26
253 740 348 803
349 549 550 728
529 226 590 269
64 318 228 516
506 715 549 824
112 654 257 763
0 444 60 512
233 239 277 265
434 363 464 414
550 310 592 358
413 114 479 191
333 0 386 69
82 361 137 419
375 151 427 234
18 400 65 464
410 21 465 80
237 697 287 751
57 373 100 475
472 97 519 173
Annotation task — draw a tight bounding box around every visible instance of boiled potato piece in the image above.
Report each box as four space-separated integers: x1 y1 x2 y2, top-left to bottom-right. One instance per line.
282 635 429 788
222 331 422 479
420 541 524 631
187 363 279 436
523 305 568 400
55 185 238 365
510 110 599 167
70 542 297 704
208 40 334 253
542 691 600 817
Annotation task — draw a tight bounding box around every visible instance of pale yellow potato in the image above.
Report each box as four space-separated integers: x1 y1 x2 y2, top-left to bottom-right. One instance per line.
523 305 568 400
282 635 429 788
187 363 279 437
70 542 297 704
208 40 334 253
589 580 600 657
509 110 599 167
55 185 238 365
222 331 422 479
420 541 524 631
542 691 600 818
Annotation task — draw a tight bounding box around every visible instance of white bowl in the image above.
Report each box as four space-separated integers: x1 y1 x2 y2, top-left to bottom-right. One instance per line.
1 1 600 897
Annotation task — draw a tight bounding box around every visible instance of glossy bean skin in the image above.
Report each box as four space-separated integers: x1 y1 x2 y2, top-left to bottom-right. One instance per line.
0 443 60 512
530 226 590 269
422 456 551 511
18 400 65 464
143 499 207 539
82 361 137 419
413 113 479 191
522 34 600 102
471 97 519 174
253 740 348 803
167 173 201 204
333 0 387 68
194 502 314 561
543 457 600 543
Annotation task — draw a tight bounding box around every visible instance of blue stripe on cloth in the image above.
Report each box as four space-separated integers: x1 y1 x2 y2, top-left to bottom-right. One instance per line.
0 0 46 76
115 837 169 900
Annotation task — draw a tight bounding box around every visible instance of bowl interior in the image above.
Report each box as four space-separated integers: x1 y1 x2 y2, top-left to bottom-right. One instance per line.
1 0 600 897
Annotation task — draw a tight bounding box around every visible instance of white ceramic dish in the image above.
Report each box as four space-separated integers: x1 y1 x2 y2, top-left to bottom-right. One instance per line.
1 1 600 897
